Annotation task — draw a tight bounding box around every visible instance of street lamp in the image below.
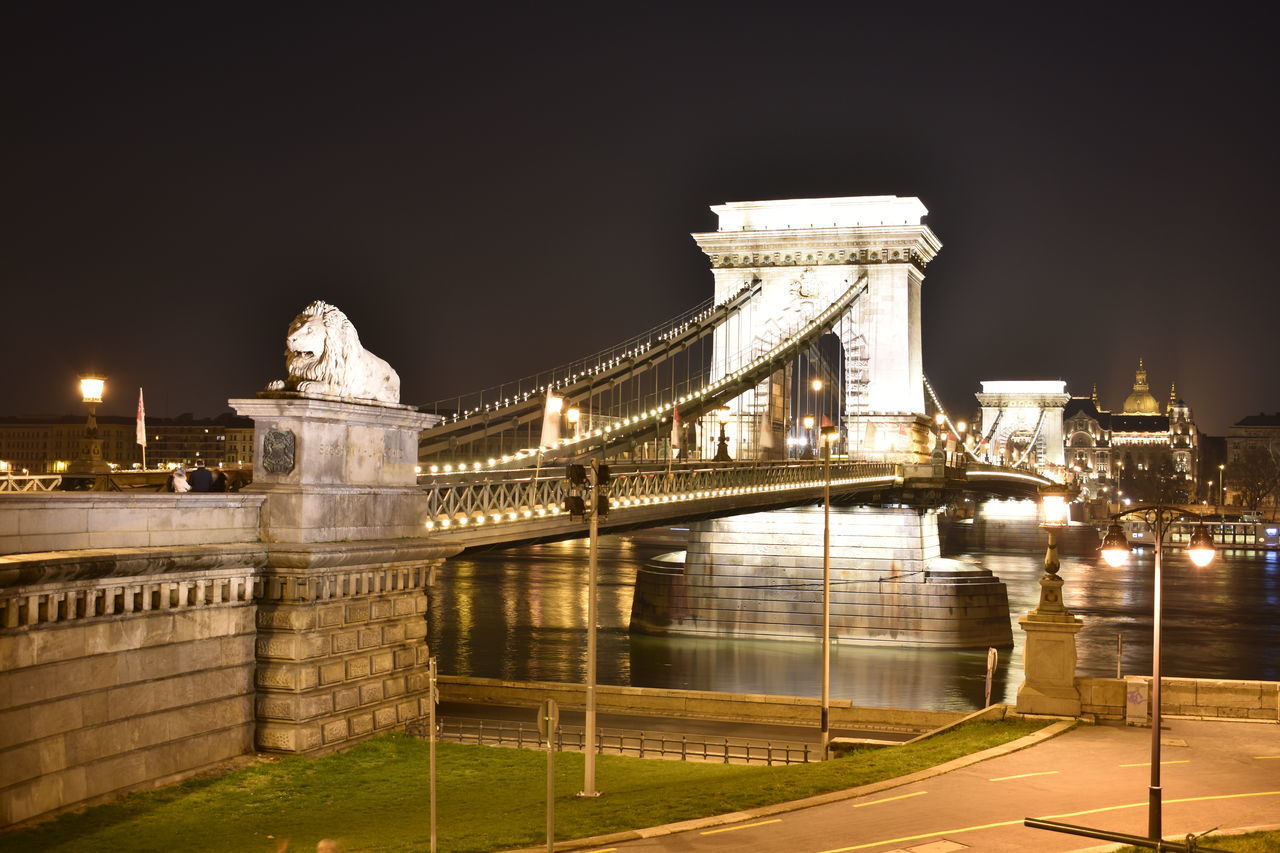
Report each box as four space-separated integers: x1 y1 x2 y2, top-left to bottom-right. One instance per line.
1100 506 1215 842
819 425 839 757
802 414 816 459
1218 463 1226 508
714 406 732 462
566 406 581 440
70 373 110 479
565 461 611 798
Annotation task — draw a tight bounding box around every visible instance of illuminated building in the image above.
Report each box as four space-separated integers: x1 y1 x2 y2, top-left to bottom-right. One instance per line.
0 413 253 472
1061 359 1198 503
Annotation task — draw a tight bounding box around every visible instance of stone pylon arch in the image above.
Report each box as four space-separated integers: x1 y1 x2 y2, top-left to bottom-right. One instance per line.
974 381 1069 469
692 196 942 460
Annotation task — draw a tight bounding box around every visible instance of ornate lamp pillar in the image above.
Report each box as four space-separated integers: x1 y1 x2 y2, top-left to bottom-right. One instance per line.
713 406 732 462
68 373 112 482
1016 483 1083 716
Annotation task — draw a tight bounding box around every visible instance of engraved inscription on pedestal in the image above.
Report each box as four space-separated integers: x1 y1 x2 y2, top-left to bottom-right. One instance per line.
263 429 296 474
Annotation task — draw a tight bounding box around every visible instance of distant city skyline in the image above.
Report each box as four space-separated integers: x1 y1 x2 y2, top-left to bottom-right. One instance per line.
5 7 1276 435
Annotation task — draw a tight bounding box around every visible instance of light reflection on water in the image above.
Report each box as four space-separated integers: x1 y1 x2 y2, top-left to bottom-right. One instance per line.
428 530 1280 712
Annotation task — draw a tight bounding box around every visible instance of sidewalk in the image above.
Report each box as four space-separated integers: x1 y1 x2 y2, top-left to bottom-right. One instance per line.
512 716 1280 852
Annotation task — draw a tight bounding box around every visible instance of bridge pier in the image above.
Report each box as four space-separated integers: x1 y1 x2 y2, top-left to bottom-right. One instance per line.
632 505 1012 649
230 395 460 755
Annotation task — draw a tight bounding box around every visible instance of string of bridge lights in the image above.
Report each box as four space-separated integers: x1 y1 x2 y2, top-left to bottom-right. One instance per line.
436 283 758 426
922 375 1051 471
424 275 869 475
422 470 897 531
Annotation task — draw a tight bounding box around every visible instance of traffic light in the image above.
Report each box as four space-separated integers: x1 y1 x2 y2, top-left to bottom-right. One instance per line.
567 464 588 487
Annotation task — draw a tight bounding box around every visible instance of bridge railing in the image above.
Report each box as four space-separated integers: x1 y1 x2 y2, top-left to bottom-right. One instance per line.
0 474 63 492
418 459 899 530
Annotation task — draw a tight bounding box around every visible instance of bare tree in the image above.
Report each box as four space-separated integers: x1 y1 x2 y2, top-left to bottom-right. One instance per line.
1226 445 1280 511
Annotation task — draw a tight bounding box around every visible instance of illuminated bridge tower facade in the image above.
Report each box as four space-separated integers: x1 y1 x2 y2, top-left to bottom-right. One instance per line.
692 196 942 461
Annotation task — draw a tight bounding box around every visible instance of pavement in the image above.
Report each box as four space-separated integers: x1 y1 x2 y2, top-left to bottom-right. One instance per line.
505 715 1280 853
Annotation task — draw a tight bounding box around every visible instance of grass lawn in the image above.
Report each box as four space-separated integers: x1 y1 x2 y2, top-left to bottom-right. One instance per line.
1116 832 1280 853
0 718 1051 853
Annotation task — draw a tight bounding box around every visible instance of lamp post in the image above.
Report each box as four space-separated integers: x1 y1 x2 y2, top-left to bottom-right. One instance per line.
566 406 581 441
811 377 824 432
70 373 110 480
714 406 731 462
1218 463 1226 509
819 425 839 757
1100 506 1215 843
565 460 611 798
801 414 816 460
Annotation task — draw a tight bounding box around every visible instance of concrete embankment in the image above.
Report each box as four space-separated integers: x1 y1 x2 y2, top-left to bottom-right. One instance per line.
437 675 969 733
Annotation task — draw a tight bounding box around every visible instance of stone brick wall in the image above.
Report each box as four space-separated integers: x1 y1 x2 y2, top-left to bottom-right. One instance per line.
0 546 265 827
253 543 445 755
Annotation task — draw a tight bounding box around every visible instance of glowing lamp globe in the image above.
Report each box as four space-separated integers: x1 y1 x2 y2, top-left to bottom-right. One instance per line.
1100 523 1131 568
1040 485 1070 528
1187 525 1216 568
79 374 105 404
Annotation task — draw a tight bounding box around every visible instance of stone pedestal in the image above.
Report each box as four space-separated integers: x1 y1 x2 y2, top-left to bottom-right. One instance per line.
846 412 934 463
1016 572 1084 716
229 392 463 754
229 394 435 543
254 540 456 755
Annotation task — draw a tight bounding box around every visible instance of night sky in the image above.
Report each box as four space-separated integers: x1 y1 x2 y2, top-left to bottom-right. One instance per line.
5 6 1276 435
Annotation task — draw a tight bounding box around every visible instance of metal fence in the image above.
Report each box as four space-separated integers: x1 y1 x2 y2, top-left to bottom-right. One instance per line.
407 717 813 766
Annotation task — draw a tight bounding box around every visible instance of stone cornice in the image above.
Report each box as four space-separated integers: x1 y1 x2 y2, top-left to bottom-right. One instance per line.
692 223 942 270
976 394 1071 408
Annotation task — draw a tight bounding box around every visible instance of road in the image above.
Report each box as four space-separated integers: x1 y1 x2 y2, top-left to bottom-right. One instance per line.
555 718 1280 852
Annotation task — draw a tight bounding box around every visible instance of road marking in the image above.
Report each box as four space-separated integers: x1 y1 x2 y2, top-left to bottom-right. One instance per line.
1256 755 1280 760
853 790 928 808
700 818 783 836
1118 759 1190 767
582 848 617 852
989 771 1059 782
816 790 1280 852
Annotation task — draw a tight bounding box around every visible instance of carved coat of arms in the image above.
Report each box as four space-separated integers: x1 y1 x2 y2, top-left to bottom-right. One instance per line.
262 428 296 474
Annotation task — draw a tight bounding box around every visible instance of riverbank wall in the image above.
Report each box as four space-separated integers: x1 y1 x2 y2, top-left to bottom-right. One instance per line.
437 675 966 733
1078 676 1280 723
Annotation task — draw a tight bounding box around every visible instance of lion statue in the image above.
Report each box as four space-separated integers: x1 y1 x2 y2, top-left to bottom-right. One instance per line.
266 300 401 404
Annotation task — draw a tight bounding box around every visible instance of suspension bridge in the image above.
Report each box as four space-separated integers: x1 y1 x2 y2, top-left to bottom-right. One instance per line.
413 195 1055 551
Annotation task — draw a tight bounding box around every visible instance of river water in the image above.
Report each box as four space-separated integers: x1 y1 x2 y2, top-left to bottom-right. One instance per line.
427 528 1280 712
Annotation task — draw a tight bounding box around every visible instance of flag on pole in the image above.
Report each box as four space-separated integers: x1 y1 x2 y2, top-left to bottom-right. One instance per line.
539 394 561 448
136 388 147 447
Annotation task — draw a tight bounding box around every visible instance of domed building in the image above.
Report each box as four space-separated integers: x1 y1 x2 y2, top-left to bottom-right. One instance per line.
1062 359 1199 503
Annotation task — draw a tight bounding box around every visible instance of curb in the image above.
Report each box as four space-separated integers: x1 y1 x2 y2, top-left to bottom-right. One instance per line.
505 717 1078 852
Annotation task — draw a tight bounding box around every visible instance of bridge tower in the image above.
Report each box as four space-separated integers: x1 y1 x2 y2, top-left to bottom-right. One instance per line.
693 196 942 461
974 380 1069 472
